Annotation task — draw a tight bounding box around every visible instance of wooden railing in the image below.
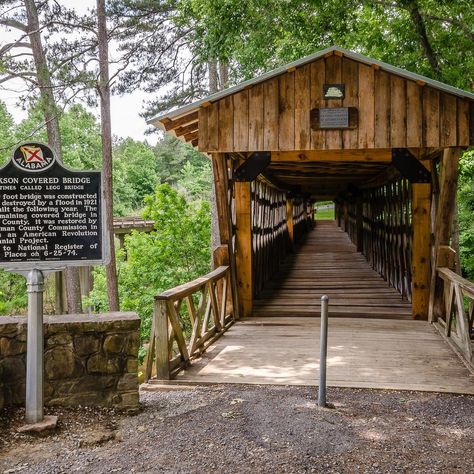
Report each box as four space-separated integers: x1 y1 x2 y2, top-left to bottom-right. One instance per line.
145 266 234 381
436 267 474 366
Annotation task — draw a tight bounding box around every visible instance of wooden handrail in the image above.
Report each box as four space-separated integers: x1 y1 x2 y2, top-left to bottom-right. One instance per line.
156 266 229 301
437 267 474 298
145 265 234 381
435 267 474 366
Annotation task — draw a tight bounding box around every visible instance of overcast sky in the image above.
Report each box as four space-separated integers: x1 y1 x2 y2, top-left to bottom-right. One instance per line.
0 0 159 144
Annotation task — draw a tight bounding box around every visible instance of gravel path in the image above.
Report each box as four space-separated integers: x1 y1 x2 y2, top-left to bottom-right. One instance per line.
0 385 473 473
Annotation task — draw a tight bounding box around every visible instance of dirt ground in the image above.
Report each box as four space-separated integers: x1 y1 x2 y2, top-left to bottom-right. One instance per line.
0 385 473 473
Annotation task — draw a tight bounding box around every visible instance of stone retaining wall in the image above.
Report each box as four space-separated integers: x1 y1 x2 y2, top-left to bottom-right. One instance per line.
0 312 140 410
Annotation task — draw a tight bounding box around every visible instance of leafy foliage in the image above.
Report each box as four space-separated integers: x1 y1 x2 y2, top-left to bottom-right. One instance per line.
86 184 211 340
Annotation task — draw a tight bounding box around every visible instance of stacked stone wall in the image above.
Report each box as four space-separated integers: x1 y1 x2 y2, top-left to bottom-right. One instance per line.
0 312 140 410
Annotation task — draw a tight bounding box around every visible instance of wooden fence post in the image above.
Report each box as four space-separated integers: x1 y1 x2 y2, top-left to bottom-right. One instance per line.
154 299 170 380
235 181 253 317
428 148 462 322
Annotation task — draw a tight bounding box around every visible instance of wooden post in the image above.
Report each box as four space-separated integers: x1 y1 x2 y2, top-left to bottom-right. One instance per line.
343 200 349 233
54 272 65 314
412 181 432 320
235 181 253 317
154 299 170 380
211 153 240 319
356 196 363 252
286 198 294 247
428 148 461 322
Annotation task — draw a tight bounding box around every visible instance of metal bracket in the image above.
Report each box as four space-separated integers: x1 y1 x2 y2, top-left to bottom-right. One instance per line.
234 152 271 182
392 148 431 183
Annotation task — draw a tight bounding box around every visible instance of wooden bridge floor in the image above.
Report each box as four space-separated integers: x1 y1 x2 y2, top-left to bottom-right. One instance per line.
174 317 474 394
254 220 412 319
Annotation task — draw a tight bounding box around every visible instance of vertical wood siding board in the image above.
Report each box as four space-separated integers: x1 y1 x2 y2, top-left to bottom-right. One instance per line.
423 87 439 148
470 101 474 146
310 59 325 150
342 58 359 150
407 81 423 148
390 75 407 148
295 65 310 150
278 72 295 151
457 98 469 147
198 106 209 152
264 77 279 150
324 55 343 149
374 70 390 149
440 93 457 147
358 64 375 149
233 90 249 152
249 84 264 151
208 102 219 151
218 96 234 152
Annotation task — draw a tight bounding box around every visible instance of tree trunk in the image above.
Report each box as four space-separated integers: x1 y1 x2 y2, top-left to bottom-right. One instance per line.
452 201 462 275
24 0 82 313
402 0 441 78
97 0 120 311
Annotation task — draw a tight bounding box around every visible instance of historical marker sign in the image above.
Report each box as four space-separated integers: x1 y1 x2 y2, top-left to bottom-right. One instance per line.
0 142 108 271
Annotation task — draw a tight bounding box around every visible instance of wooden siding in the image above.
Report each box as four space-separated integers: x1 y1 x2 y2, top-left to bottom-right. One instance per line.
198 56 472 152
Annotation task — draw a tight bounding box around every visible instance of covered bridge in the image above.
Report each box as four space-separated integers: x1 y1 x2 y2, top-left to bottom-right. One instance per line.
145 46 474 390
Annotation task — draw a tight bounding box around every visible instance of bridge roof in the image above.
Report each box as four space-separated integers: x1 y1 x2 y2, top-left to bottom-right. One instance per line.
149 45 474 146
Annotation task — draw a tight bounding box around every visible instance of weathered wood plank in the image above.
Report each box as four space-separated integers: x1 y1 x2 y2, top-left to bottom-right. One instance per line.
407 81 423 147
264 77 279 150
208 102 219 151
374 70 390 148
423 87 440 148
249 84 264 151
457 98 470 147
279 71 295 151
310 59 325 149
294 65 311 150
342 58 359 149
390 75 407 147
358 64 375 148
233 90 249 151
439 92 457 147
218 96 234 151
198 107 209 152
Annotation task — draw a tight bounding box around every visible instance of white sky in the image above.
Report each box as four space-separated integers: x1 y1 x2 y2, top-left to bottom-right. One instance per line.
0 0 159 144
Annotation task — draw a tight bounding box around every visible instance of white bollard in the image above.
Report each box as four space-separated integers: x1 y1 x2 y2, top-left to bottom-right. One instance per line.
25 269 45 424
318 295 329 407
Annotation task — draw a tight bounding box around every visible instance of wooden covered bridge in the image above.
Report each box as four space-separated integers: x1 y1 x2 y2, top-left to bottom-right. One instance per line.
145 46 474 393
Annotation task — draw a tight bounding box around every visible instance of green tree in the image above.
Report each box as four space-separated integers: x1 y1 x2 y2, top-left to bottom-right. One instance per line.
0 101 15 164
87 183 211 340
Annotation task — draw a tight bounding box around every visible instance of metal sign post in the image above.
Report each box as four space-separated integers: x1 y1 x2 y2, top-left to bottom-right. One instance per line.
0 142 108 427
318 295 329 407
25 269 44 423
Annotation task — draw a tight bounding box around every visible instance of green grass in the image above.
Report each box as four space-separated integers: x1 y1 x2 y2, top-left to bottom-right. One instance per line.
315 207 335 220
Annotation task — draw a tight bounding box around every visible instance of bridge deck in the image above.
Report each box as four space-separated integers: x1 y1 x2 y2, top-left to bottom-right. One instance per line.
174 317 474 394
254 220 412 319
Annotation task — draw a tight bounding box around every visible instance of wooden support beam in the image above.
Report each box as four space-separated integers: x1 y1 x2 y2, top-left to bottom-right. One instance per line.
271 149 393 163
287 198 294 247
235 181 253 317
412 180 432 320
212 153 240 319
356 196 363 252
428 148 462 322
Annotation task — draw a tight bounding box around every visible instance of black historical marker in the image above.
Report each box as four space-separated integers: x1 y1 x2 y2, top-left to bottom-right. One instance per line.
0 142 108 270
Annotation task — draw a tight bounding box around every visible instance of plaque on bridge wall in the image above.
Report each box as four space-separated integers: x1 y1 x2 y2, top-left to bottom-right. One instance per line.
310 107 358 130
0 142 108 272
323 84 345 100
